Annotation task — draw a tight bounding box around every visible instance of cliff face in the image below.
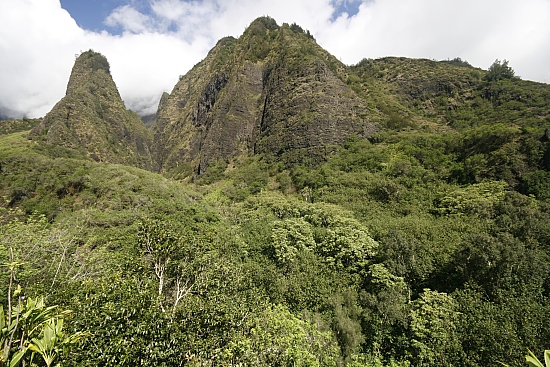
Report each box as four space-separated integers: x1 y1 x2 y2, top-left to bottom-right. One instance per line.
28 19 380 176
154 17 379 175
29 51 153 169
24 18 550 181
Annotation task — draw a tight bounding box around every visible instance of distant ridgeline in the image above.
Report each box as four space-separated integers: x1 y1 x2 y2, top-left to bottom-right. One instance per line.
24 17 550 184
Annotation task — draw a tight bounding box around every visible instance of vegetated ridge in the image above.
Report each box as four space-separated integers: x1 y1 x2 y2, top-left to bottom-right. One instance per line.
24 17 550 187
154 17 379 176
2 15 550 367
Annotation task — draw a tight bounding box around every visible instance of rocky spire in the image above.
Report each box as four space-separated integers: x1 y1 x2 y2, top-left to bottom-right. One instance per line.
29 50 153 169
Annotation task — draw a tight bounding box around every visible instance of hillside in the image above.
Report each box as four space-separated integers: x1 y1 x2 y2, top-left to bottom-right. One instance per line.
154 17 379 176
29 50 154 169
1 16 550 367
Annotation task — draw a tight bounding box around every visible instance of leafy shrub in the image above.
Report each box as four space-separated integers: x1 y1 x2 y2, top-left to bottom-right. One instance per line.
434 181 507 216
485 59 516 82
223 304 341 366
521 170 550 200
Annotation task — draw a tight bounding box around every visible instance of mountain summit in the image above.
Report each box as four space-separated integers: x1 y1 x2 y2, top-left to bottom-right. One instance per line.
34 17 550 182
29 50 153 169
154 17 379 175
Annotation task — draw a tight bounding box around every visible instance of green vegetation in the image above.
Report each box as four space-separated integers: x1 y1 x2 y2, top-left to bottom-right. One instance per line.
485 59 516 82
525 350 550 367
2 18 550 367
28 50 153 170
0 294 88 367
3 104 550 365
0 117 41 135
80 49 111 74
1 239 88 367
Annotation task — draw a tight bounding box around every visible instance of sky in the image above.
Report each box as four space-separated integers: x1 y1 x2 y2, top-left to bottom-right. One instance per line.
0 0 549 119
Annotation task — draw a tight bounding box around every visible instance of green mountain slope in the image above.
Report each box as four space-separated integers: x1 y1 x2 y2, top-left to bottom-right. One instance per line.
28 50 153 169
1 16 550 367
154 17 379 177
349 56 550 131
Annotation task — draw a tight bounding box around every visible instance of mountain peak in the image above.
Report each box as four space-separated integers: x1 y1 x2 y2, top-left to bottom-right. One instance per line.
76 50 110 73
66 50 111 95
154 18 378 176
29 51 153 169
245 16 280 33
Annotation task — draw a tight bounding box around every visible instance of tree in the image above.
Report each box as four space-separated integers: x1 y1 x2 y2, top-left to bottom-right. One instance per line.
137 218 209 313
485 59 516 82
271 218 315 266
361 264 409 360
408 289 463 367
223 304 341 366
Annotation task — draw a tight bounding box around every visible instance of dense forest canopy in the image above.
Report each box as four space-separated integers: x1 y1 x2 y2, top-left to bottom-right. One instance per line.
1 17 550 367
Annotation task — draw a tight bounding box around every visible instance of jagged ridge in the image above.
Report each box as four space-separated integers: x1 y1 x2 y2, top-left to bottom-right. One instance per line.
154 17 380 176
28 18 550 180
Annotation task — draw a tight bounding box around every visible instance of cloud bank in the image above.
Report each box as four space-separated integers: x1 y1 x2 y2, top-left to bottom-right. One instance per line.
1 0 549 119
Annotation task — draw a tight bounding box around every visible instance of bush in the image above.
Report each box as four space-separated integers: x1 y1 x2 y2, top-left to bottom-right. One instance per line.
485 59 516 82
521 170 550 200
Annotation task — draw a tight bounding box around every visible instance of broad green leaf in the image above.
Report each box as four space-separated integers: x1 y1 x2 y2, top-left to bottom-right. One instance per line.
0 306 5 331
9 348 26 367
526 350 545 367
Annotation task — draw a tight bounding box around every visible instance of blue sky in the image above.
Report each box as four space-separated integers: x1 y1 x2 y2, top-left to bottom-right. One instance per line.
60 0 362 30
60 0 125 32
59 0 363 34
1 0 549 119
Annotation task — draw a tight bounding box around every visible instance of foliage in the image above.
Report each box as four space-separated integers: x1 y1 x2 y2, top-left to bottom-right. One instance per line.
434 180 508 216
80 49 111 74
408 289 463 367
0 118 41 135
223 304 340 366
524 350 550 367
2 25 550 367
0 293 88 367
271 217 315 265
440 57 472 68
521 170 550 200
485 59 516 82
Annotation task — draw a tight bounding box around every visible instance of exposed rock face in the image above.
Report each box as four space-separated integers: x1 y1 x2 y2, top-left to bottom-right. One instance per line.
154 17 378 175
29 19 380 176
152 36 261 175
29 51 153 169
256 41 374 164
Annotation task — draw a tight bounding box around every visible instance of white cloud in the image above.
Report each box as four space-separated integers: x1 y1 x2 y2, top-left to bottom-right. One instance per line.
0 0 83 118
96 31 207 115
0 0 209 118
104 5 153 33
317 0 550 82
0 0 549 119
